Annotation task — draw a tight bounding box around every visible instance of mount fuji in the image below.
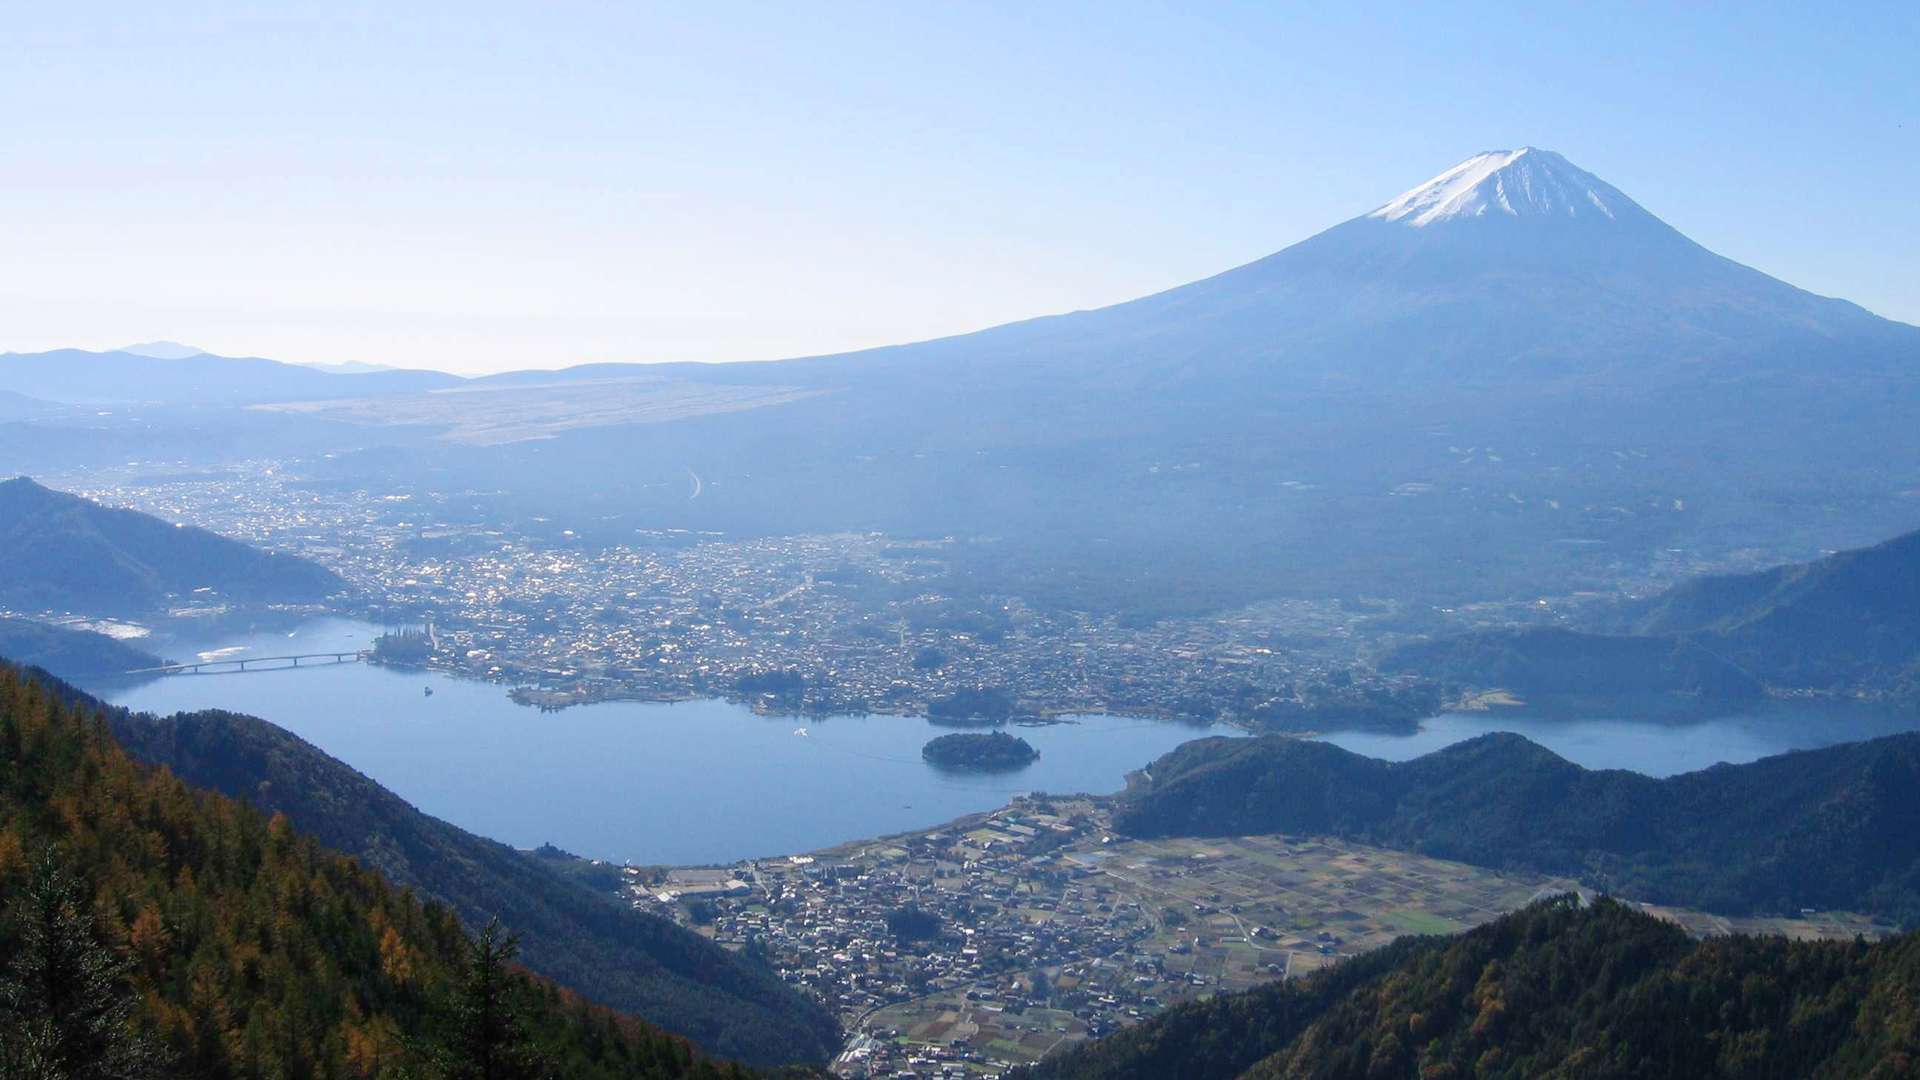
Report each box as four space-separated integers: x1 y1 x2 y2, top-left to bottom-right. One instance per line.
1368 147 1634 225
825 144 1909 395
391 146 1919 611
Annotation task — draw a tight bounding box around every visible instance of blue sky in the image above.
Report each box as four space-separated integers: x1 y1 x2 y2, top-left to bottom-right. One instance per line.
5 2 1916 373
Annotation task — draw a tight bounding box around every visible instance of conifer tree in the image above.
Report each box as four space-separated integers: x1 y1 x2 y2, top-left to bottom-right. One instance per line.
437 918 547 1080
0 848 162 1080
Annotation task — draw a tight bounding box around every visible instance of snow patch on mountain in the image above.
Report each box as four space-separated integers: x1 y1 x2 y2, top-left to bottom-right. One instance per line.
1368 147 1633 227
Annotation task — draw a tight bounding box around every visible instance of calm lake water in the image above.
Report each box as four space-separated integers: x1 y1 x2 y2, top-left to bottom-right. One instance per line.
101 618 1235 865
1318 704 1920 777
100 618 1920 863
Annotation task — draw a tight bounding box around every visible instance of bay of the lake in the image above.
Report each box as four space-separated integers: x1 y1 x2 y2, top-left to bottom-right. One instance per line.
1318 703 1920 777
102 618 1236 865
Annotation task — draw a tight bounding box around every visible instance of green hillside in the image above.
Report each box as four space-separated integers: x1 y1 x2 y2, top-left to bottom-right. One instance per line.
1115 733 1920 925
1025 896 1919 1080
1379 626 1763 711
1620 528 1920 694
1386 527 1920 708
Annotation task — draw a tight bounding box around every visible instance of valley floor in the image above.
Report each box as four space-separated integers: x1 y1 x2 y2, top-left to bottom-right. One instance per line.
625 801 1890 1078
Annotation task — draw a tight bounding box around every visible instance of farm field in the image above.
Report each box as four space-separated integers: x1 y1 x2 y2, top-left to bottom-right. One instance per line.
669 799 1895 1076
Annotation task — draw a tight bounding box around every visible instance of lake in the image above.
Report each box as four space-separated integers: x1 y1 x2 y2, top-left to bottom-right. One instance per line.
102 618 1235 865
1318 704 1920 777
100 618 1920 863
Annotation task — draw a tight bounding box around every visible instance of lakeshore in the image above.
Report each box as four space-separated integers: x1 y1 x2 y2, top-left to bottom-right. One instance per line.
102 618 1239 865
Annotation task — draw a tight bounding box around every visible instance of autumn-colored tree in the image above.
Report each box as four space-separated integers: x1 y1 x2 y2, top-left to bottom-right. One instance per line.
0 663 734 1079
125 907 170 981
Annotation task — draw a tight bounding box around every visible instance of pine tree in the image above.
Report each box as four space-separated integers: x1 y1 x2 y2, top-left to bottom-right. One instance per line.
0 848 163 1080
436 918 547 1080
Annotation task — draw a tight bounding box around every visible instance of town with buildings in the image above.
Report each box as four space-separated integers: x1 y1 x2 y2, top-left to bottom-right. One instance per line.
59 462 1452 728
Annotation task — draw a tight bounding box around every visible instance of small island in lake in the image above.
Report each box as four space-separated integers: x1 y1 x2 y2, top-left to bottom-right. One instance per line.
921 731 1039 772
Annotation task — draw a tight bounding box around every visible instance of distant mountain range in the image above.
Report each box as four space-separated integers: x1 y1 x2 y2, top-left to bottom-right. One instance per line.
0 477 344 615
1385 526 1920 708
0 347 456 405
119 340 395 373
1115 732 1920 926
117 340 209 359
1026 895 1920 1080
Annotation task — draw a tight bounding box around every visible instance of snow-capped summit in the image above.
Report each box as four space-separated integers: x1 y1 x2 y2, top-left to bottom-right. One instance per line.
1367 147 1641 227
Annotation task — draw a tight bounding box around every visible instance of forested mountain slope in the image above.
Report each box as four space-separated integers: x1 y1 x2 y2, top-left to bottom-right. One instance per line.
1385 526 1920 706
1025 896 1919 1080
0 478 343 615
105 704 841 1067
0 661 752 1078
0 617 164 678
1619 526 1920 693
1116 733 1920 924
1379 626 1764 710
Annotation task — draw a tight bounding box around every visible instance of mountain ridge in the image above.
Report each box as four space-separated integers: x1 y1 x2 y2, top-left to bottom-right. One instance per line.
117 340 207 359
1114 731 1920 925
0 347 459 405
1023 896 1920 1080
1386 524 1920 705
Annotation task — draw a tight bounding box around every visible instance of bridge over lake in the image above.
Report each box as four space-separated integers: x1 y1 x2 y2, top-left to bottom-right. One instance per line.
125 651 370 677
